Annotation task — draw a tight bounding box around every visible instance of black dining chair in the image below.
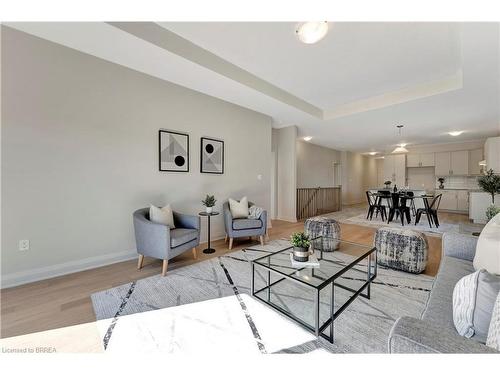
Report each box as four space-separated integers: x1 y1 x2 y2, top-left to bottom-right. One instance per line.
406 191 417 216
366 191 387 221
387 192 411 226
415 194 442 228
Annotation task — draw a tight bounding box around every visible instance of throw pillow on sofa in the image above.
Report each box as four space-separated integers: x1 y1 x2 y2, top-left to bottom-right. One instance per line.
149 204 175 228
453 269 500 343
229 197 249 219
486 292 500 351
473 212 500 275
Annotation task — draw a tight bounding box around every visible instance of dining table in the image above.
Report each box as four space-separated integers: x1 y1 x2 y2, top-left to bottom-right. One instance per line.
371 191 435 225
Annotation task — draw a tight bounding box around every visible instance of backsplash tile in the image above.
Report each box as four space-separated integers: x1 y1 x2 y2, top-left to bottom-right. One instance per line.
436 175 479 189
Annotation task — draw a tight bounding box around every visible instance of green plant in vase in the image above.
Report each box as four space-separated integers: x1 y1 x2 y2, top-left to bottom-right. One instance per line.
438 177 445 189
291 232 311 262
477 169 500 222
384 180 392 188
201 194 217 214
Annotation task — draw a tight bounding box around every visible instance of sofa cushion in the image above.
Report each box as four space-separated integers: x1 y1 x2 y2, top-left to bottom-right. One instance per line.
170 228 198 248
232 218 262 230
422 256 475 332
486 292 500 351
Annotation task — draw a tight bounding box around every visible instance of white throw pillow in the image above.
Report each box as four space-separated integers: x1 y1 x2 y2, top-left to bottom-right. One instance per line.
486 292 500 351
453 269 500 343
473 212 500 275
149 204 175 228
229 197 249 219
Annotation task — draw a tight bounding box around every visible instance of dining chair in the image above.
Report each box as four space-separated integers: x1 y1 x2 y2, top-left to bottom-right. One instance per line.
366 191 386 221
415 194 442 228
387 192 411 226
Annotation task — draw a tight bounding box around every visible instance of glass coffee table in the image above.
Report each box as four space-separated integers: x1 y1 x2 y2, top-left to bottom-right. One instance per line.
250 237 377 343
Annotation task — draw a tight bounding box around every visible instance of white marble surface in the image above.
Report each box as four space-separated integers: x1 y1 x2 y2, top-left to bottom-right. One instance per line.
96 294 315 354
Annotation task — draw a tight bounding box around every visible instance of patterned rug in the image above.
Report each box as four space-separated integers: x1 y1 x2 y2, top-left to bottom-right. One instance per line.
91 240 434 353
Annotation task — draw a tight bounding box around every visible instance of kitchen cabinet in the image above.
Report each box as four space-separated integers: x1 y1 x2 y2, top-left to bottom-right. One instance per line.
383 154 406 187
485 136 500 173
437 190 469 212
407 152 435 167
469 192 491 224
457 190 469 211
435 151 468 175
469 148 484 175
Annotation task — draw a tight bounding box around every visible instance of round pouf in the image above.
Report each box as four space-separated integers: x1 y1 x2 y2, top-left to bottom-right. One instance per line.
374 227 428 274
304 217 341 252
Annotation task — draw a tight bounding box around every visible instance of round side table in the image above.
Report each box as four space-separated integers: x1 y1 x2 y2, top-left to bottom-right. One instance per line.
199 211 220 254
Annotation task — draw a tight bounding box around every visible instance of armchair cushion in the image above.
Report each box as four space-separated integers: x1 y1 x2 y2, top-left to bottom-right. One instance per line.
229 197 249 219
232 218 262 230
170 228 198 248
149 204 175 228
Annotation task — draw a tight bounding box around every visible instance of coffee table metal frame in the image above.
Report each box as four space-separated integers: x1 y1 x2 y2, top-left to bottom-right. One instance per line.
250 239 377 343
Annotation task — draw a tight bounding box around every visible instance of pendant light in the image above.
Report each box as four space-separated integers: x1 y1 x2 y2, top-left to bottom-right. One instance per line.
391 125 409 154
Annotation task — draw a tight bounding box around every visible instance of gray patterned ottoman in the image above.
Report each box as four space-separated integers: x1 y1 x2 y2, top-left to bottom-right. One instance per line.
374 227 428 274
304 217 341 252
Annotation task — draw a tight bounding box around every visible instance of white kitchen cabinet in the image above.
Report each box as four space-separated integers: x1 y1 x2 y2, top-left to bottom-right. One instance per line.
435 151 468 175
469 192 491 223
451 151 469 175
457 190 469 211
420 153 435 167
485 136 500 173
406 152 435 168
469 148 485 175
438 190 469 212
439 190 457 210
435 152 451 176
406 154 420 168
383 154 406 187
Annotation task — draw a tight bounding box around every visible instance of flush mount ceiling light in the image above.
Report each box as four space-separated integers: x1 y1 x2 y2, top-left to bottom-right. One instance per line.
449 131 464 136
303 136 312 141
392 125 409 154
368 152 378 156
296 22 329 44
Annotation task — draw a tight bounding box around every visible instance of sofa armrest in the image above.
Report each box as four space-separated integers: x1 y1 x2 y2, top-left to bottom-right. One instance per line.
442 232 478 262
259 210 268 233
388 317 497 353
223 202 234 236
133 213 169 259
173 211 200 230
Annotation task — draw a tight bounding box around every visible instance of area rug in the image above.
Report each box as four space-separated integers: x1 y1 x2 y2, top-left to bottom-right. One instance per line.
91 240 434 353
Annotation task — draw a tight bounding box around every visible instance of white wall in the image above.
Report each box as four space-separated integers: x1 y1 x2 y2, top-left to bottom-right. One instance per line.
272 126 297 222
1 27 272 287
296 141 341 188
341 152 377 205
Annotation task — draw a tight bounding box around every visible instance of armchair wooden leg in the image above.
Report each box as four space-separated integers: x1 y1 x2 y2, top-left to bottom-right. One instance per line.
229 238 233 250
192 247 197 260
225 234 228 243
161 259 168 276
259 235 265 246
137 254 144 270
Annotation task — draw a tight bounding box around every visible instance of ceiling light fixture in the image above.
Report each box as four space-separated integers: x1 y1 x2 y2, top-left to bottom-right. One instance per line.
449 131 464 136
368 152 377 156
303 136 312 141
296 22 329 44
392 125 409 154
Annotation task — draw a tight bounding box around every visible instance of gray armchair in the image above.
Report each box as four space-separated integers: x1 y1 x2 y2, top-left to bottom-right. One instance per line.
223 201 267 250
133 208 200 276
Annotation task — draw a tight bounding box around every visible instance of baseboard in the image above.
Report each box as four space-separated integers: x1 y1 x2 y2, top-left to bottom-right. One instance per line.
1 250 137 289
276 216 298 223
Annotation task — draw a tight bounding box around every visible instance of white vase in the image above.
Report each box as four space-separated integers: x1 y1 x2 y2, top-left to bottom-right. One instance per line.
206 207 213 214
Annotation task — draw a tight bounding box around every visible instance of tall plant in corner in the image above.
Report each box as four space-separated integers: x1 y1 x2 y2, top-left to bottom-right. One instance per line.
477 169 500 221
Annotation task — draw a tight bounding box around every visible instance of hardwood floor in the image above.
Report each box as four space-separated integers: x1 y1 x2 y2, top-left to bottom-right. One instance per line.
1 210 469 340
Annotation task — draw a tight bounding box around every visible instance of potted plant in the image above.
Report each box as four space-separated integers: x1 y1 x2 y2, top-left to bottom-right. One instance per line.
438 177 445 189
384 181 392 189
201 194 217 214
291 232 311 262
477 169 500 222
